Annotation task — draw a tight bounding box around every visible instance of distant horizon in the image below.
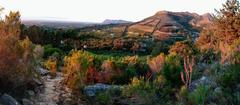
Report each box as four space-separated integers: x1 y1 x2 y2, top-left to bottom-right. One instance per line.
1 0 226 22
20 10 212 23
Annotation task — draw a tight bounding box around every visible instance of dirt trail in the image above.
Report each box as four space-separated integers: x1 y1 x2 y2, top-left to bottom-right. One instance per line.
32 73 74 105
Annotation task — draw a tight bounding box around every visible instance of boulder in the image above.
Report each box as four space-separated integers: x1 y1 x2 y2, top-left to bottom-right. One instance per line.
189 76 217 92
22 99 33 105
36 67 50 76
0 94 20 105
24 90 35 98
84 83 122 97
32 78 43 86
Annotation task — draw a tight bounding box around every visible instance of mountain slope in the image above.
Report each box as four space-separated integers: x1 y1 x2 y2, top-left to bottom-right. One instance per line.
127 11 212 40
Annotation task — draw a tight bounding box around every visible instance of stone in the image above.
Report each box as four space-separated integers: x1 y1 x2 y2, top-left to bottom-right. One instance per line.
0 94 20 105
22 98 33 105
36 67 50 76
24 90 35 98
189 76 217 92
32 78 43 86
214 87 222 94
84 83 122 97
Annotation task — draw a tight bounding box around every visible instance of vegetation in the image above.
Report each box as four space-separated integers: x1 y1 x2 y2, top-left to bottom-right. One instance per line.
0 0 240 105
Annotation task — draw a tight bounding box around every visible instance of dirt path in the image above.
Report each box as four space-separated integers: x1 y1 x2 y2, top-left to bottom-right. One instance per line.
32 73 74 105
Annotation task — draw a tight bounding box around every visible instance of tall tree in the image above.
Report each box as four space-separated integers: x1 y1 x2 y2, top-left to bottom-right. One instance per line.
196 0 240 63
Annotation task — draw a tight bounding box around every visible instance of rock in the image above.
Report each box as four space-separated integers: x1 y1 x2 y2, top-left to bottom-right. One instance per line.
189 76 217 92
24 90 35 98
0 94 20 105
214 87 222 94
22 99 33 105
36 67 50 76
84 83 122 97
32 78 43 86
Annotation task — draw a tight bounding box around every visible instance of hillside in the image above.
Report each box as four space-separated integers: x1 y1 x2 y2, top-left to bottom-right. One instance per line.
125 11 213 40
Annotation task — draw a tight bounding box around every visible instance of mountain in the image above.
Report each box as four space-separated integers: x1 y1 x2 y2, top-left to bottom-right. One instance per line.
102 19 132 24
127 11 213 40
22 20 98 29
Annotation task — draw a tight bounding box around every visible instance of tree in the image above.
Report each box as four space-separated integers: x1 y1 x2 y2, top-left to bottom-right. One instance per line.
0 11 21 38
169 40 196 57
196 0 240 63
0 8 36 92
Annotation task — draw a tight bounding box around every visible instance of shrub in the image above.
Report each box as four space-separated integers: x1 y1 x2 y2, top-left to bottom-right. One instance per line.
148 53 165 73
99 59 122 83
0 11 37 92
123 77 160 105
217 64 240 88
43 44 62 58
33 45 44 60
96 91 113 105
188 85 210 105
122 55 139 66
169 40 196 57
63 50 94 89
231 39 240 64
162 53 183 87
44 57 57 77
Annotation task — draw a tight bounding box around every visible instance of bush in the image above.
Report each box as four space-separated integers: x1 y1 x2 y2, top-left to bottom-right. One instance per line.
63 50 94 89
162 53 183 87
188 85 210 105
43 44 63 58
96 90 113 105
217 64 240 88
123 77 160 105
148 53 165 73
44 57 57 77
0 37 36 92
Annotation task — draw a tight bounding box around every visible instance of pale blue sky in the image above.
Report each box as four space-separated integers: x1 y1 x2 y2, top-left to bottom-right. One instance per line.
1 0 226 22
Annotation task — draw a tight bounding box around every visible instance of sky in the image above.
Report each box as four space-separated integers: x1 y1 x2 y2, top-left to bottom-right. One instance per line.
0 0 226 23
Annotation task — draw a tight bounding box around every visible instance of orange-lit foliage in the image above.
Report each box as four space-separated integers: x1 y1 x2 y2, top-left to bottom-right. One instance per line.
130 42 140 53
99 59 121 83
44 57 57 77
196 0 240 63
63 50 94 89
0 11 36 91
122 56 139 65
169 41 194 57
112 38 124 50
85 67 100 84
148 53 165 73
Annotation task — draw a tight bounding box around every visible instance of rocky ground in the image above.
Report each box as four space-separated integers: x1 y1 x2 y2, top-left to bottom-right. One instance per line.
31 72 71 105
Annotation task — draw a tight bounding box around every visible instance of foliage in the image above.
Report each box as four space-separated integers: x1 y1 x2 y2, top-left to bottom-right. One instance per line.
43 44 63 58
63 50 94 89
217 64 240 88
96 91 112 105
188 85 210 105
231 39 240 64
169 40 196 57
196 0 240 64
0 11 37 92
162 53 183 87
123 77 160 105
148 53 165 73
33 45 44 60
44 57 57 77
